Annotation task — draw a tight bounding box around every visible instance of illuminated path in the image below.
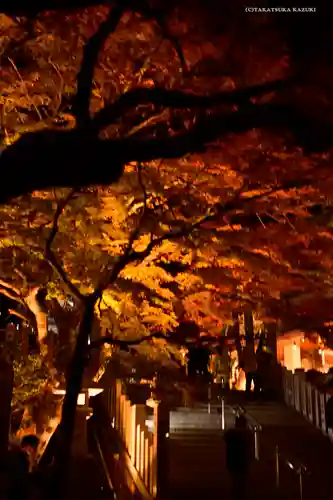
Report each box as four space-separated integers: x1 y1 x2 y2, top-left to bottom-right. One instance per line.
163 396 333 500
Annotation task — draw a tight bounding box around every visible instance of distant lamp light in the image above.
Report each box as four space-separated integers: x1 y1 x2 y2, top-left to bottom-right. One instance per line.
292 342 297 351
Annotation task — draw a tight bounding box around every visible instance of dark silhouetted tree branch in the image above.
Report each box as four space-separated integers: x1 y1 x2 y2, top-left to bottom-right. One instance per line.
45 189 85 301
1 101 327 204
90 78 294 132
73 6 124 127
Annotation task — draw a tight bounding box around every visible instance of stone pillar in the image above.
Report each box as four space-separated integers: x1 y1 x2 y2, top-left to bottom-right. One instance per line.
307 383 313 423
326 394 333 443
314 388 321 429
319 392 327 434
281 367 288 403
293 371 301 412
296 370 307 418
284 343 301 372
287 370 295 407
153 400 170 500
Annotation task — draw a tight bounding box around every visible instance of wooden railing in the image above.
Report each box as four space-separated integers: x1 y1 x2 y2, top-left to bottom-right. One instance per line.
103 381 169 499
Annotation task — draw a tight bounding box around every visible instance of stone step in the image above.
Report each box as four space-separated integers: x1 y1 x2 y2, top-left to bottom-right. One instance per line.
169 430 224 439
172 405 233 413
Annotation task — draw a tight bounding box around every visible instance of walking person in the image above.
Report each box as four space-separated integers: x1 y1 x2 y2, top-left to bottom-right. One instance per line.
241 341 257 394
212 341 230 390
224 415 254 500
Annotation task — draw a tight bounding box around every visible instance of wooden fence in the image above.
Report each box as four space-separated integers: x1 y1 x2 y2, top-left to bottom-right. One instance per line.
282 367 333 441
103 381 169 499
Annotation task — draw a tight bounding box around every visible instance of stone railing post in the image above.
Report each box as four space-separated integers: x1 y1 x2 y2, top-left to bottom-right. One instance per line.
307 383 313 423
319 391 327 434
294 370 302 412
313 388 321 429
326 393 333 443
153 399 170 500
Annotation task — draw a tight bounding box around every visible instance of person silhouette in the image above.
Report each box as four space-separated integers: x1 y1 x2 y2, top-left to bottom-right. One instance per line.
224 415 253 500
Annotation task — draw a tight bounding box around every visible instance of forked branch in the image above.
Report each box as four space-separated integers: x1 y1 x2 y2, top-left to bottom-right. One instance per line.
45 189 84 300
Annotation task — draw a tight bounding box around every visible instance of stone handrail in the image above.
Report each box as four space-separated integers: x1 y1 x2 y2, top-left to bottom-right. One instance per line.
281 366 333 441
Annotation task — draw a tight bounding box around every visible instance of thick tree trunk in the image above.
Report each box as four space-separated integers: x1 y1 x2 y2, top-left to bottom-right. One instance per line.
45 299 94 500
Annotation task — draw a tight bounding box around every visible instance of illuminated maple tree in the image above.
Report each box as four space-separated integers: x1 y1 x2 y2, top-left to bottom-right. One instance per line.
0 1 333 496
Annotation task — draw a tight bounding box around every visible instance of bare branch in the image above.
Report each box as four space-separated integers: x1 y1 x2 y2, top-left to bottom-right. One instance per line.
0 279 22 297
7 57 43 121
8 309 29 322
0 287 24 304
73 6 124 127
126 110 170 137
45 189 84 301
89 330 168 350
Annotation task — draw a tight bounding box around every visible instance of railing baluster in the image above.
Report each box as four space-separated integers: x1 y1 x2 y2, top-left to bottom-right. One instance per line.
208 382 211 414
254 425 259 460
299 467 303 500
275 445 280 489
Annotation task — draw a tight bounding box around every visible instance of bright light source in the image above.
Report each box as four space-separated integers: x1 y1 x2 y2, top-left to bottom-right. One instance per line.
88 388 103 397
77 393 86 406
146 398 156 408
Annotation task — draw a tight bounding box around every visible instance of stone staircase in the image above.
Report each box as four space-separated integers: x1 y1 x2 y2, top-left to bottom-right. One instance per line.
170 405 235 431
168 427 226 500
167 406 282 500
